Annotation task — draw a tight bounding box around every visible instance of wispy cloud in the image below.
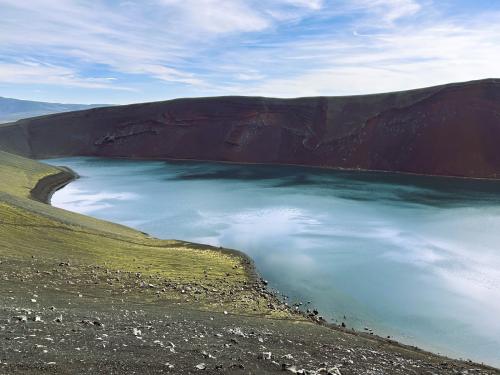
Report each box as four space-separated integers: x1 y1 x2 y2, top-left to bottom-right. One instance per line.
351 0 422 23
264 16 500 96
157 0 270 34
0 60 130 90
0 0 499 103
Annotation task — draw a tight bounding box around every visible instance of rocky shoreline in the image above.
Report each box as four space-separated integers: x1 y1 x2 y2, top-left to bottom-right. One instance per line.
29 166 78 204
0 160 493 373
2 261 499 374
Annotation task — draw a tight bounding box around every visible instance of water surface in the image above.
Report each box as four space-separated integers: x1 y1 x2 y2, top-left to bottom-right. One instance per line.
47 157 500 366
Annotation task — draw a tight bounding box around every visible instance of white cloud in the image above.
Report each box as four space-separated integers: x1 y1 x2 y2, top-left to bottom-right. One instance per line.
0 61 130 90
280 0 323 10
352 0 422 23
135 64 204 86
205 6 500 97
0 0 499 102
0 0 319 91
158 0 270 34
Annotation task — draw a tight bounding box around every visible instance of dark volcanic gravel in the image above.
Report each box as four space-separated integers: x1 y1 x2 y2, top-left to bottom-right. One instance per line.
1 280 498 375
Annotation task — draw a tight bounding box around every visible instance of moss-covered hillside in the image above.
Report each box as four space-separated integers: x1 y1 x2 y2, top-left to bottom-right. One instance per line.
0 150 286 317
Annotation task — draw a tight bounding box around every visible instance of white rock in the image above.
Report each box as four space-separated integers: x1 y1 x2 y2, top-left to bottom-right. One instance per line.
283 364 298 373
260 352 272 360
195 363 206 370
132 328 142 336
328 367 342 375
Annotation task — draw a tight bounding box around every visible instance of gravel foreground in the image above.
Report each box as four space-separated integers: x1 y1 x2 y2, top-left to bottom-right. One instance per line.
1 274 498 375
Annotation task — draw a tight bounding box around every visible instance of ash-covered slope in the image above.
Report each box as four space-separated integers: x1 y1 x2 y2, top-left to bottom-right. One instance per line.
1 78 500 178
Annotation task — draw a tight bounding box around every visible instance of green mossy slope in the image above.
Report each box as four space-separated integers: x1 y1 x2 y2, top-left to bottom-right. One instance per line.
0 150 287 317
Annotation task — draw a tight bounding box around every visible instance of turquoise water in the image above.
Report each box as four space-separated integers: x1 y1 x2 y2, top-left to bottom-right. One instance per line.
47 157 500 367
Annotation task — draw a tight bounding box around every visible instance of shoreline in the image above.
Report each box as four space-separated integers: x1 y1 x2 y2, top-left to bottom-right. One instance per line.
30 166 79 204
28 163 264 287
29 158 500 372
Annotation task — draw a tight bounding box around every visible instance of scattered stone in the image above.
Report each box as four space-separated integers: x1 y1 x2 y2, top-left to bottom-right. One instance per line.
259 352 272 360
202 350 216 359
195 363 206 370
328 367 342 375
166 341 176 352
228 327 246 337
282 363 297 373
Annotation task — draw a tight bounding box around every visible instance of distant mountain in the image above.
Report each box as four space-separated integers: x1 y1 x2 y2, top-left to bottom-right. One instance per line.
0 96 107 123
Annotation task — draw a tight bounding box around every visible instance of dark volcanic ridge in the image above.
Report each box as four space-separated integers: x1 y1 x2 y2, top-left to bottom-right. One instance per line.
1 78 500 179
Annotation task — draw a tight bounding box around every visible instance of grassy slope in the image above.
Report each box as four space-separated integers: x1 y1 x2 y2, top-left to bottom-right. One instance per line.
0 150 284 316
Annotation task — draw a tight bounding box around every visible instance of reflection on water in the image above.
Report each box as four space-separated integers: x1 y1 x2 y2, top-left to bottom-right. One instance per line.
47 157 500 367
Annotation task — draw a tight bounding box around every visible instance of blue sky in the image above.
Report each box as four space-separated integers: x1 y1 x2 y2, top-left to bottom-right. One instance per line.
1 0 500 104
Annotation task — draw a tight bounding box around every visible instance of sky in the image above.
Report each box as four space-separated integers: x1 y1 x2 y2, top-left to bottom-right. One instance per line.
1 0 500 104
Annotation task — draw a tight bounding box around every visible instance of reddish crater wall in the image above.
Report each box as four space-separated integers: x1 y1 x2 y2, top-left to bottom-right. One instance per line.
1 79 500 178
